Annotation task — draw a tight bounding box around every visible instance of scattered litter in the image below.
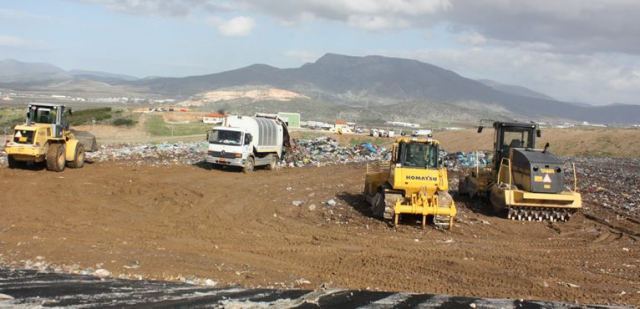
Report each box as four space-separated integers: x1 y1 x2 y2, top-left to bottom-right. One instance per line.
204 279 217 287
291 200 304 207
295 278 311 286
93 269 111 278
325 199 337 207
0 293 14 300
558 282 580 288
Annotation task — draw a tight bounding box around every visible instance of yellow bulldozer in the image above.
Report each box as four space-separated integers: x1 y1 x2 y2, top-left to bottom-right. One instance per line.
363 136 457 229
458 121 581 221
4 103 95 172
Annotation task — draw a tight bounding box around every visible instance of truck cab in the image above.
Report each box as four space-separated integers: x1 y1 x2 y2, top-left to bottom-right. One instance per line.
206 115 289 173
206 126 252 168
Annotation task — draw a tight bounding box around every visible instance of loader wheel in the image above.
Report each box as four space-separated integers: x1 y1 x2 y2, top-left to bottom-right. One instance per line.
46 143 66 172
7 155 20 169
265 155 276 171
68 143 85 168
243 156 255 173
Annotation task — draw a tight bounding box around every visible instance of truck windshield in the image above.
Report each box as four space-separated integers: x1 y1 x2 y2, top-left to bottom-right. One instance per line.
209 129 242 146
400 142 438 168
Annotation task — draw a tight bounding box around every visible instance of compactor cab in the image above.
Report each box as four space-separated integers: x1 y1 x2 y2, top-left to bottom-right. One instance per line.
479 122 539 173
363 137 456 229
5 103 89 172
461 121 582 221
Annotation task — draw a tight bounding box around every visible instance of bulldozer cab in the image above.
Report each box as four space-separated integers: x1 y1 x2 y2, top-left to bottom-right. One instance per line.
26 103 71 138
479 122 539 172
393 139 439 169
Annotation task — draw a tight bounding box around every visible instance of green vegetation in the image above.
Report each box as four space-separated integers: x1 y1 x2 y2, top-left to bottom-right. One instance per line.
69 107 113 125
112 118 137 127
145 115 208 136
0 108 24 129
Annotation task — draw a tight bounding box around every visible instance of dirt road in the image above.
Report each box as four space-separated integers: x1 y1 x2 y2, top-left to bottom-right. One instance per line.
0 163 638 306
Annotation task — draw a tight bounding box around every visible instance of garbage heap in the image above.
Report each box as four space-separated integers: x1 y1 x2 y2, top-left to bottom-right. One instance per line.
281 137 390 167
86 142 208 166
445 151 493 171
76 137 392 167
573 157 640 218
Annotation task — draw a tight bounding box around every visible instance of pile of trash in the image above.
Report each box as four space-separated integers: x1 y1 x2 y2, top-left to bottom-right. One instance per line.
573 157 640 217
282 137 390 167
86 142 208 166
445 151 493 171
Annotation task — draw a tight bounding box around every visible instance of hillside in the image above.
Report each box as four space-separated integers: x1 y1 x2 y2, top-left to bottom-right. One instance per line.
477 79 554 100
3 55 640 124
130 54 640 124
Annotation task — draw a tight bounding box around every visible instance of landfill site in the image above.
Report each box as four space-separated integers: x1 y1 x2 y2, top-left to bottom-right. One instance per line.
1 107 640 308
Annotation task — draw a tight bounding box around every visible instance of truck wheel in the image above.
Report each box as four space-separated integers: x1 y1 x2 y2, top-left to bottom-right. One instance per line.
7 155 20 169
243 156 255 173
265 155 276 171
46 143 66 172
68 143 85 168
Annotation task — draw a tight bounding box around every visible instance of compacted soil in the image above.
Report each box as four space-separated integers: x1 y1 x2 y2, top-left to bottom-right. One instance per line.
0 163 638 306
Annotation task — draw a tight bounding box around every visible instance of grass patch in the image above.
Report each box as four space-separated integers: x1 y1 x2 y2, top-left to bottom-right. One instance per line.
70 107 113 126
0 108 24 129
112 118 137 127
145 115 209 136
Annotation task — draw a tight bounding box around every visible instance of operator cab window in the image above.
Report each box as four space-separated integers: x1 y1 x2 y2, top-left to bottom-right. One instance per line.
399 142 438 169
502 128 534 150
33 108 55 124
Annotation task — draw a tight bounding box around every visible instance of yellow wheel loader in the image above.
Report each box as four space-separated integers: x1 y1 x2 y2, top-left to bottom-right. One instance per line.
459 121 581 222
4 103 95 172
363 137 457 229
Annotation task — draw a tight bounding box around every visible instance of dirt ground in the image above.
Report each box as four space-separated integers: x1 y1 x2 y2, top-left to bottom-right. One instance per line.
0 163 639 306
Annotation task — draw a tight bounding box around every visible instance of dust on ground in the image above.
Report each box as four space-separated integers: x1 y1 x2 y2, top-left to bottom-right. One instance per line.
0 163 638 306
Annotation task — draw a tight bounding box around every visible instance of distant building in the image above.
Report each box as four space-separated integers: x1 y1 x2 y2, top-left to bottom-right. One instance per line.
203 112 225 124
386 121 420 128
335 119 349 130
277 112 301 128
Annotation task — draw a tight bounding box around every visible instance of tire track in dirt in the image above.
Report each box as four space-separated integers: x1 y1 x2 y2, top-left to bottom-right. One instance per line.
0 163 638 306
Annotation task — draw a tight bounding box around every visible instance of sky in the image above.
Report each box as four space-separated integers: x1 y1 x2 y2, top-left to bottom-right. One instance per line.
1 0 640 105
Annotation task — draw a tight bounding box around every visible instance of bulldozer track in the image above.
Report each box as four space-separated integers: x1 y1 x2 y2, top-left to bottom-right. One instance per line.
382 191 402 221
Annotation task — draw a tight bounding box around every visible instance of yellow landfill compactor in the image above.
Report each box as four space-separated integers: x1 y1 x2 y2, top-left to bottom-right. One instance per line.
4 103 90 172
458 121 581 221
363 137 456 229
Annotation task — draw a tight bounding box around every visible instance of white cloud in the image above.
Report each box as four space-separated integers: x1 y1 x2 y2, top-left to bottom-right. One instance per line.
347 15 409 31
215 16 255 37
0 35 32 48
456 31 486 45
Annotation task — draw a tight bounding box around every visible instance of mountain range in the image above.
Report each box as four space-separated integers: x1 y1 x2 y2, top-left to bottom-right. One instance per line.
1 55 639 124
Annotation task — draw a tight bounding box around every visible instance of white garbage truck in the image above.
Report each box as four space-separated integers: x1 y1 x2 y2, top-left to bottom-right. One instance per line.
206 114 290 172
